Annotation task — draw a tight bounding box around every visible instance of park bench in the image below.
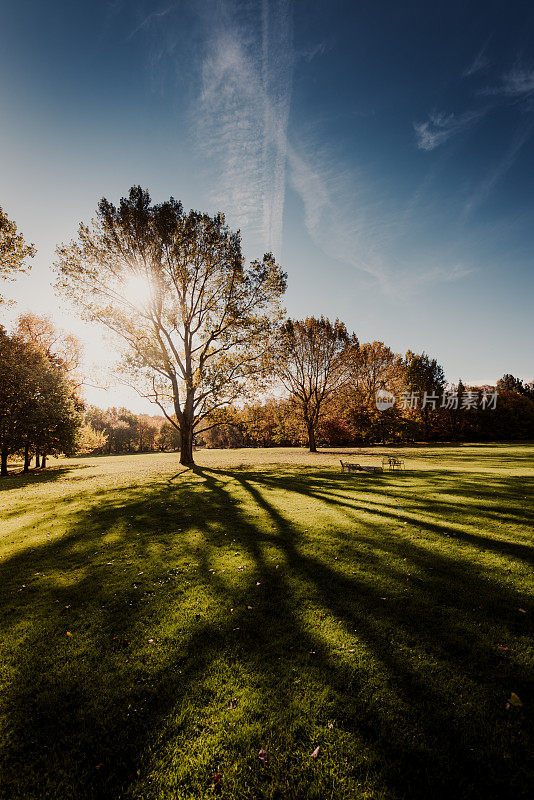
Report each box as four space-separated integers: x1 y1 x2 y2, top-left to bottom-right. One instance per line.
381 456 405 470
340 460 382 474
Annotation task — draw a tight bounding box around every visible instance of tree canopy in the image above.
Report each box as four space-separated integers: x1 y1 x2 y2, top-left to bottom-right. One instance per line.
273 316 358 452
0 205 35 304
55 186 287 465
0 328 82 475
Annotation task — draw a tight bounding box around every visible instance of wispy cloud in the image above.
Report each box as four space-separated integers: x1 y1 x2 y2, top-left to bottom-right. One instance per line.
287 144 391 288
286 137 476 297
413 109 485 151
463 40 491 78
300 40 330 62
126 4 176 42
417 263 475 284
131 0 474 296
464 113 534 214
483 66 534 97
195 0 293 257
195 2 475 294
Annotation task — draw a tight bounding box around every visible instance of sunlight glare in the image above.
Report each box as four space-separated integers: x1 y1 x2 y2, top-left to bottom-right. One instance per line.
122 272 150 309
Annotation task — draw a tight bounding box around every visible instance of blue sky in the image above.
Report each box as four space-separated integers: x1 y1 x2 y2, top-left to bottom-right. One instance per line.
1 0 533 410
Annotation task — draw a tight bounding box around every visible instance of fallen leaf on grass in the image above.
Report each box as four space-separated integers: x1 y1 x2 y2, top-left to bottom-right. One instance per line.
310 746 321 759
212 772 222 795
258 748 268 765
66 631 73 637
506 692 523 709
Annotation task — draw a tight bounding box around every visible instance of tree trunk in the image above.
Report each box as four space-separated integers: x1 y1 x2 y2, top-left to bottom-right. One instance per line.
423 410 430 441
306 420 317 453
23 442 31 473
179 418 194 466
35 450 40 468
41 453 47 468
1 447 8 477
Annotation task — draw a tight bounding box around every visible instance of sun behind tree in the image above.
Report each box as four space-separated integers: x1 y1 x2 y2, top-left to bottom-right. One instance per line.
54 186 287 466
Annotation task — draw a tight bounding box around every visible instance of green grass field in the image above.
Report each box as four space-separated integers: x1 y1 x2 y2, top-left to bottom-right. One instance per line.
0 444 532 799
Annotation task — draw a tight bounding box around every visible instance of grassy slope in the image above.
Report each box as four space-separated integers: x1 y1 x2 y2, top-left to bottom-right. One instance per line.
0 444 532 800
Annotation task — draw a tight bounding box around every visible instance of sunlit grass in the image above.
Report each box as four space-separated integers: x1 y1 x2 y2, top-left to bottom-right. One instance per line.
0 444 532 799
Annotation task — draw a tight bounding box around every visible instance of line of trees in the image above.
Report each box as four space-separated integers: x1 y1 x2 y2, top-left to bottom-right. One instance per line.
2 189 533 472
80 406 180 455
201 372 534 449
75 367 534 457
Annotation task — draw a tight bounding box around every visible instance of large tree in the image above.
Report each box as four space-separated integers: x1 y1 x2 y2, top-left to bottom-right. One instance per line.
273 316 358 452
55 186 286 465
0 205 35 305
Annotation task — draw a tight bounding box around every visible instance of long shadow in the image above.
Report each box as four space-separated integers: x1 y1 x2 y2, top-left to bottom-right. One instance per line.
0 461 532 799
215 466 534 565
0 464 91 492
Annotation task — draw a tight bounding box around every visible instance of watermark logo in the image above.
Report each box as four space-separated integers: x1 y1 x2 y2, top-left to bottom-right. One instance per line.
375 389 396 411
375 388 498 411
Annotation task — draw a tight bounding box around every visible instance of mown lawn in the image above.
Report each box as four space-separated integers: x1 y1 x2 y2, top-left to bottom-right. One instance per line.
0 444 532 799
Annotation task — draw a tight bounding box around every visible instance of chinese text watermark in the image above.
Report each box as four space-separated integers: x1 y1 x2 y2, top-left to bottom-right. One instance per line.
375 389 498 411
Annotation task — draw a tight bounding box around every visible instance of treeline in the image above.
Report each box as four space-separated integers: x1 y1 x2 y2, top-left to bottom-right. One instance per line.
2 193 533 470
80 368 534 456
202 358 534 449
80 407 180 455
1 320 533 476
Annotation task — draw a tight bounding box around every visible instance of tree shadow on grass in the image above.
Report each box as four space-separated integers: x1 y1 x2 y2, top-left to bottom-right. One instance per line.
0 464 91 492
0 462 532 799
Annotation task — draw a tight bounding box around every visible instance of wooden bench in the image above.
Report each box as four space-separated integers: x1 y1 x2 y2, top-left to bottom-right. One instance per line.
340 460 382 474
381 457 405 470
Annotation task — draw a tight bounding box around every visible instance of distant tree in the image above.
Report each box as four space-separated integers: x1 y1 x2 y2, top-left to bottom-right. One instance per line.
404 351 446 440
157 419 181 451
76 423 108 454
488 390 534 440
273 317 358 452
497 374 534 401
439 379 466 440
55 186 286 465
0 205 35 304
138 415 158 452
355 341 404 406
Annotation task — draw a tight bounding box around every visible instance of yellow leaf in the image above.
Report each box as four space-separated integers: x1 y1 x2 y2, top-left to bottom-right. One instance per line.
508 692 523 707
